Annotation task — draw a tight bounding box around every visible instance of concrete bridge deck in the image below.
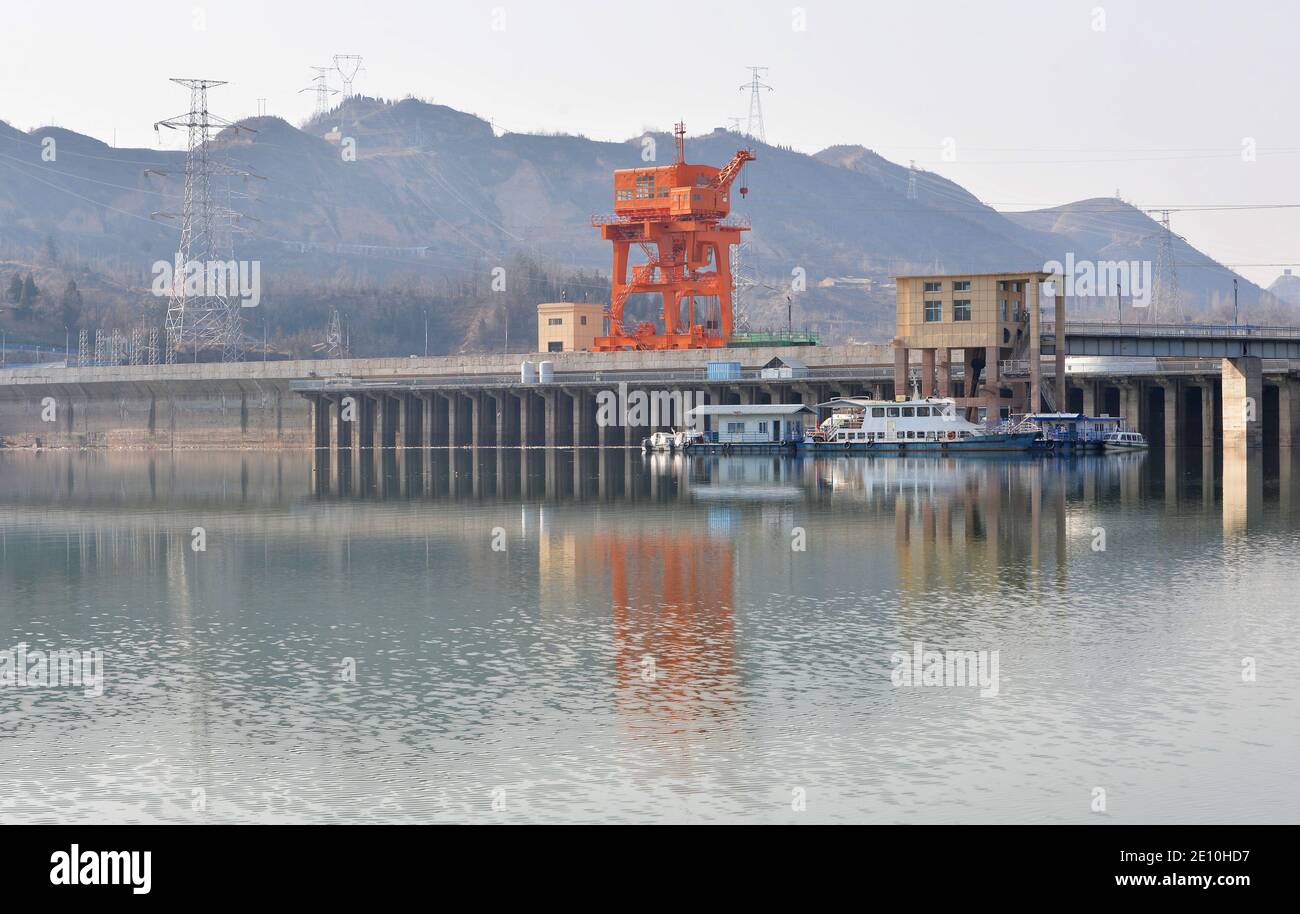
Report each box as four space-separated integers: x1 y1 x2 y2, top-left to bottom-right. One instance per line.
1044 321 1300 359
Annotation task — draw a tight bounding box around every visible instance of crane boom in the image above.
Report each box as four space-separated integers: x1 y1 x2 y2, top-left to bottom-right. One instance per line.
709 149 755 191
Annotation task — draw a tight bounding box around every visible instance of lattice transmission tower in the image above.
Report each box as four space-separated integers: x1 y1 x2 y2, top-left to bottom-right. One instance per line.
312 310 348 358
1151 209 1182 324
153 79 253 362
333 55 364 97
907 160 918 200
739 67 772 144
301 67 339 117
730 240 756 333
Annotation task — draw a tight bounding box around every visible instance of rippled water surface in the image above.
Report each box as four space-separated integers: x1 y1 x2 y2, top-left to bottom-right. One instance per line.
1 447 1297 823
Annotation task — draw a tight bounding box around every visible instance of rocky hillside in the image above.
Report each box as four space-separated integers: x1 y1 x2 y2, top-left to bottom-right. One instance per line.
0 96 1290 354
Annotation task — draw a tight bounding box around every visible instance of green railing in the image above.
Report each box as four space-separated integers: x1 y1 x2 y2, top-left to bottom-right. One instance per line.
729 330 819 347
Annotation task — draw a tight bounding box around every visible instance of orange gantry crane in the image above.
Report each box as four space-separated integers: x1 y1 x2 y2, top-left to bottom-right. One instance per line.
592 124 755 351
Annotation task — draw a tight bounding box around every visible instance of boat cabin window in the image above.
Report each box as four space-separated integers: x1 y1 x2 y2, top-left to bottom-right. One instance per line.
916 406 931 417
871 408 885 418
887 407 900 418
901 407 915 417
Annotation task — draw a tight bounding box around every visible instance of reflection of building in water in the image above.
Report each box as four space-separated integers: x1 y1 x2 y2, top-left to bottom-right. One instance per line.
538 521 579 613
684 455 807 504
882 458 1069 601
597 530 739 753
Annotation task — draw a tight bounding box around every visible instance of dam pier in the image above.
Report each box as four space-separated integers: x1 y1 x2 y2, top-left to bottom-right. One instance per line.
1 328 1298 453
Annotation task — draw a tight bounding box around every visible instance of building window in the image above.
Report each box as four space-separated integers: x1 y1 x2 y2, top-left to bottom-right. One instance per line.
758 421 768 433
580 316 587 325
924 300 941 322
635 174 655 199
998 281 1008 291
1000 300 1008 320
953 280 971 292
923 281 942 293
725 422 745 434
616 190 633 201
953 299 972 321
547 341 563 352
1012 281 1022 292
548 317 563 326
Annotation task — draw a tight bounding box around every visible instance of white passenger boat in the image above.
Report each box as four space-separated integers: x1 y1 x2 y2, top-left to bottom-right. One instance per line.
1102 430 1149 451
799 396 1041 453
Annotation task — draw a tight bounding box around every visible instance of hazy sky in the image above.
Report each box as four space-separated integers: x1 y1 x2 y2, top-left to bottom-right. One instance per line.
3 0 1297 285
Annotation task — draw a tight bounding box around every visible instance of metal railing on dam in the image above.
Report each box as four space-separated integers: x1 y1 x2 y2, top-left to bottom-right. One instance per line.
1042 321 1300 358
289 364 901 393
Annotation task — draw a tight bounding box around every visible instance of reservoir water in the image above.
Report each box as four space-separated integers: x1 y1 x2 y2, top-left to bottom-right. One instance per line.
1 447 1296 823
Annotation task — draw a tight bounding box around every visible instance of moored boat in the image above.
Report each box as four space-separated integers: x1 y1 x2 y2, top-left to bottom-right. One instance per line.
798 396 1042 453
1102 430 1149 451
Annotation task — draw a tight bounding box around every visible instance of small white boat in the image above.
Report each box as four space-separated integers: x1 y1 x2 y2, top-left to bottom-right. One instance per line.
1102 430 1148 451
643 429 700 452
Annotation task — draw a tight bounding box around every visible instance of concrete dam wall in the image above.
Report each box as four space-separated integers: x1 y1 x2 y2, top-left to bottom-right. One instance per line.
0 344 893 449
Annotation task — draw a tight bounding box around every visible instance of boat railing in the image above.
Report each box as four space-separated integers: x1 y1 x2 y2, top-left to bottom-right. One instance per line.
700 431 800 445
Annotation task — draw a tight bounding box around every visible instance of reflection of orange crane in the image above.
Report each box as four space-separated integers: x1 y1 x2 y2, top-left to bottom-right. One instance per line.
593 123 755 351
599 530 737 732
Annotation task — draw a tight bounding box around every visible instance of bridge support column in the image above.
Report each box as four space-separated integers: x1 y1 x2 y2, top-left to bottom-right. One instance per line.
1081 381 1096 417
893 346 909 396
571 389 596 447
334 395 352 449
519 391 536 446
429 395 448 447
1200 382 1216 448
491 392 506 447
1120 382 1140 433
311 395 330 449
936 348 951 398
1161 379 1179 448
420 394 433 449
1054 292 1067 416
446 393 459 448
384 395 402 449
1222 356 1262 449
397 395 413 449
470 393 484 448
1029 348 1041 413
361 395 377 448
543 390 558 448
1279 378 1300 447
921 349 935 398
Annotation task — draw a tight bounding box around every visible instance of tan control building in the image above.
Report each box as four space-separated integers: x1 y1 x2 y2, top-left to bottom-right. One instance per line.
537 301 605 352
894 271 1065 419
